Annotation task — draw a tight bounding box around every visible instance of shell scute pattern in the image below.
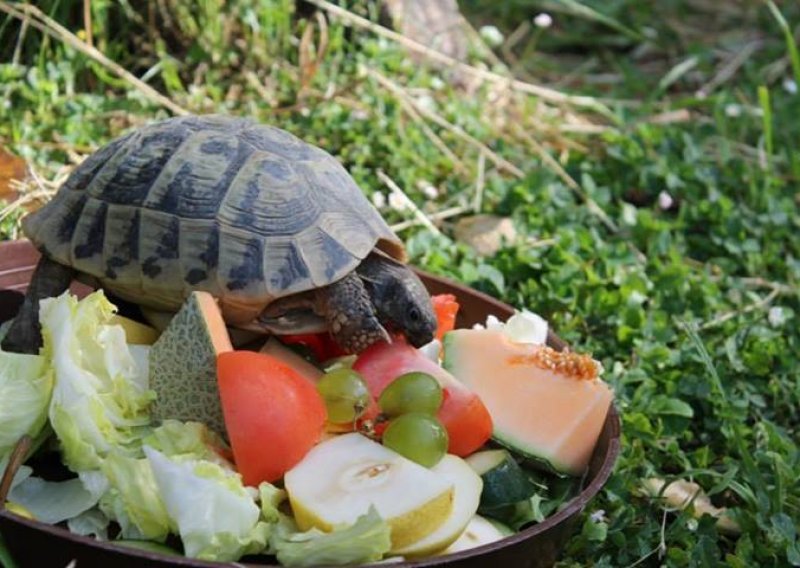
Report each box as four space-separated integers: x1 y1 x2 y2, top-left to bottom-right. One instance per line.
181 221 220 288
261 238 311 296
141 214 180 279
226 236 265 292
218 154 323 238
238 123 319 162
61 133 133 194
89 127 188 206
24 115 406 318
143 129 252 219
104 206 141 279
73 200 108 260
136 208 185 305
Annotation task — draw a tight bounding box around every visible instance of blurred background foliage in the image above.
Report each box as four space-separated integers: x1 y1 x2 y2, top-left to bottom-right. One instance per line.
1 0 799 565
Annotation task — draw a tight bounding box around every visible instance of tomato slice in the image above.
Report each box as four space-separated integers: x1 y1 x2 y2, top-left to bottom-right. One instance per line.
431 294 459 341
279 333 348 362
217 351 327 485
352 339 492 456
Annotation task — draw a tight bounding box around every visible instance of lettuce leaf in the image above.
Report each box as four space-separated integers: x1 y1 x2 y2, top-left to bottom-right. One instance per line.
258 482 287 524
144 446 270 561
99 453 172 541
67 508 110 540
0 350 53 461
8 476 98 524
271 506 392 567
40 291 153 473
143 420 231 467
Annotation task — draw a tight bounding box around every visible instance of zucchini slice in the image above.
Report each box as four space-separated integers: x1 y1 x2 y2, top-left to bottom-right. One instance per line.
465 449 537 509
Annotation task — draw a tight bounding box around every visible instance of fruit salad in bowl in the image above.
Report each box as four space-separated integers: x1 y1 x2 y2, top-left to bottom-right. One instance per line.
1 282 615 567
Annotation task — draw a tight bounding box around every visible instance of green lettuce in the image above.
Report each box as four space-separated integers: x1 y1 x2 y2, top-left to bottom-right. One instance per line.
144 446 270 562
258 482 287 524
143 420 231 467
99 453 172 541
8 476 98 524
0 349 53 461
39 291 153 472
270 507 392 567
67 508 110 540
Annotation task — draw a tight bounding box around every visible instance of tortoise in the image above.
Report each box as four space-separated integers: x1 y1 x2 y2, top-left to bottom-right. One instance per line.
1 114 437 355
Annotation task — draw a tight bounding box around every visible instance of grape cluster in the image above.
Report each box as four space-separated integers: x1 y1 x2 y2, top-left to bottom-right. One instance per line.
316 369 449 468
378 372 448 467
316 368 370 424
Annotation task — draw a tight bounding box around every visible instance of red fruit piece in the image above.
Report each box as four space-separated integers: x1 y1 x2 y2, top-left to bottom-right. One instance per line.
217 351 327 485
353 339 492 456
431 294 459 341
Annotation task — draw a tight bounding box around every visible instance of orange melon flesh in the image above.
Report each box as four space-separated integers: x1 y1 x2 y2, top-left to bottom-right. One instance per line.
442 329 612 476
149 292 233 438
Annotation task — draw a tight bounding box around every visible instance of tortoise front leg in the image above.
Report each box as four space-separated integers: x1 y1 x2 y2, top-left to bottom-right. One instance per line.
317 272 391 354
1 257 74 354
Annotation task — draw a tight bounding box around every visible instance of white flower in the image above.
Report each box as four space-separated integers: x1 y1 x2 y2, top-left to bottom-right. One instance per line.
768 306 786 327
621 203 638 226
782 78 797 95
415 94 437 114
590 509 607 523
371 192 386 209
533 13 553 28
388 192 408 211
658 190 674 210
725 104 742 118
418 182 439 200
627 291 648 306
479 25 504 47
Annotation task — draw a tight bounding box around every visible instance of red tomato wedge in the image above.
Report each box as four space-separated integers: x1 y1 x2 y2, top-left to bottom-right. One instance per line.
353 339 492 456
217 351 327 485
431 294 459 341
279 333 348 361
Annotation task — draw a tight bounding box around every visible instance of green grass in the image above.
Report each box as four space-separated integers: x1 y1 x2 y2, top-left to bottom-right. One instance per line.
1 0 799 566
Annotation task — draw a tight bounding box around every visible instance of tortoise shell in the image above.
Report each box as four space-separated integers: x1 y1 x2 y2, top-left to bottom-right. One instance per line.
23 115 406 324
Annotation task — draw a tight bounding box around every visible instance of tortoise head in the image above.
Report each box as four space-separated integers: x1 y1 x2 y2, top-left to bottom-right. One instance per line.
357 254 436 348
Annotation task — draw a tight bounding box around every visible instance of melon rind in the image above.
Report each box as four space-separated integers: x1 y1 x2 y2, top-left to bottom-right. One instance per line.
442 329 612 476
148 292 232 437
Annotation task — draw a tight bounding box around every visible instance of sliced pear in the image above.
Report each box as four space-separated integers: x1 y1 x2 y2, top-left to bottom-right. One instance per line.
284 433 454 551
5 501 36 520
110 314 160 345
395 454 483 557
438 515 510 555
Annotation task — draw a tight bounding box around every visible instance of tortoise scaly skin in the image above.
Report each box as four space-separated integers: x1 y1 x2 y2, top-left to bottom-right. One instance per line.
1 115 435 354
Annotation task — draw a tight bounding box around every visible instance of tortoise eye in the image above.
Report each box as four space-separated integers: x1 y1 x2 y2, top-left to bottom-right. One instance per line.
408 307 421 322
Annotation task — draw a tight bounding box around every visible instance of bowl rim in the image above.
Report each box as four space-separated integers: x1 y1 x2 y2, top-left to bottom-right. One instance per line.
0 239 621 567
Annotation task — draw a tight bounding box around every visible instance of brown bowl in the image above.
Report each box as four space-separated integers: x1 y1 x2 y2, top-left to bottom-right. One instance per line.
0 239 620 568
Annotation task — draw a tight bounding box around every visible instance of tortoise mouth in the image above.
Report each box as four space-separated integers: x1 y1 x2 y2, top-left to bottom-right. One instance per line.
383 321 434 348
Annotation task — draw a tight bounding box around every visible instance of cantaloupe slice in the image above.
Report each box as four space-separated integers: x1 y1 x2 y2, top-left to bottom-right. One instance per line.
149 292 232 437
443 329 612 476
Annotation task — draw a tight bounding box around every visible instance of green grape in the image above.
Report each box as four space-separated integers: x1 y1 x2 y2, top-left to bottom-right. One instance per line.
382 413 448 467
378 372 443 417
316 368 370 424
